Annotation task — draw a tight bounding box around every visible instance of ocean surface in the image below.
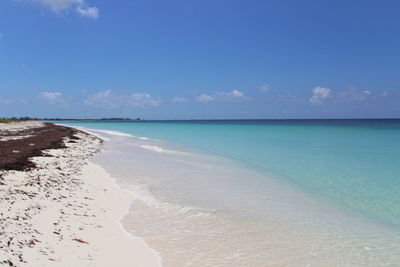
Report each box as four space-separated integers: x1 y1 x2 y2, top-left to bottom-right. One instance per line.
58 119 400 266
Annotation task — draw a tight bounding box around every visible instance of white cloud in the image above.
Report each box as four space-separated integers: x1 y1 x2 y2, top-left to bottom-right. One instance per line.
309 86 331 104
258 85 270 92
76 5 98 19
33 0 82 11
39 91 64 103
336 87 375 102
197 94 215 103
84 89 120 108
171 97 188 103
226 90 245 98
197 90 246 103
24 0 99 19
85 90 161 109
363 90 371 95
127 93 161 108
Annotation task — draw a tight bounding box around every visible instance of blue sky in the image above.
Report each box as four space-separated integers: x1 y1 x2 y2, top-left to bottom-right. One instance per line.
0 0 399 119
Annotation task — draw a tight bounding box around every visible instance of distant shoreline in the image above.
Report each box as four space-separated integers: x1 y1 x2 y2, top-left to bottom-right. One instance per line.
2 118 400 124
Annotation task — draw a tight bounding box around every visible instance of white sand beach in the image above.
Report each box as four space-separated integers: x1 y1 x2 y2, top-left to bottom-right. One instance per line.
0 122 162 267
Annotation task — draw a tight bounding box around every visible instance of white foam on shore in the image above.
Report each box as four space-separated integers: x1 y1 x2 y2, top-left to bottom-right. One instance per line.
140 144 190 155
58 125 154 145
140 145 164 153
90 129 136 138
67 126 183 156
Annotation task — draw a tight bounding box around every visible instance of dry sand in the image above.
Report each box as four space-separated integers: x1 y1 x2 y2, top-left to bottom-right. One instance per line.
0 121 45 141
0 122 162 267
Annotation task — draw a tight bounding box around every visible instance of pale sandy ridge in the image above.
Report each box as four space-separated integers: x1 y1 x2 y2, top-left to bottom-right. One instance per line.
0 121 45 141
0 124 162 266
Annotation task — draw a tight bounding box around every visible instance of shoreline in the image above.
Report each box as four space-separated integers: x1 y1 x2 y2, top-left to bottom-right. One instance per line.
0 122 162 266
60 123 400 266
8 121 399 266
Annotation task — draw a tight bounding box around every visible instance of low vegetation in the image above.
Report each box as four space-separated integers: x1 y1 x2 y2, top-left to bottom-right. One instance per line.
0 119 16 123
0 117 39 122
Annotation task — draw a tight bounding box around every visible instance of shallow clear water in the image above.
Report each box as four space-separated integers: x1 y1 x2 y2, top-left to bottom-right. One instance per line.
58 120 400 266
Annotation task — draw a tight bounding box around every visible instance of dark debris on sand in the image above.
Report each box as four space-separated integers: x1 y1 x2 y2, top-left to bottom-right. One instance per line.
0 123 102 266
0 123 81 172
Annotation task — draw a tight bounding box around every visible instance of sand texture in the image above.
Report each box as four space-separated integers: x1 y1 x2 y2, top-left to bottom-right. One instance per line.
0 122 161 267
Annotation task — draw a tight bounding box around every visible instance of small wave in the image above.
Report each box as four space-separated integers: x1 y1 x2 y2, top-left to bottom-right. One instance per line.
177 207 214 219
184 212 212 219
139 137 150 140
140 145 189 155
177 207 194 215
128 184 177 211
92 129 135 138
141 145 164 153
128 185 212 222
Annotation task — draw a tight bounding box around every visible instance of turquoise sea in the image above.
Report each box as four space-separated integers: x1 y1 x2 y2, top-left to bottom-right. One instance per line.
58 119 400 266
